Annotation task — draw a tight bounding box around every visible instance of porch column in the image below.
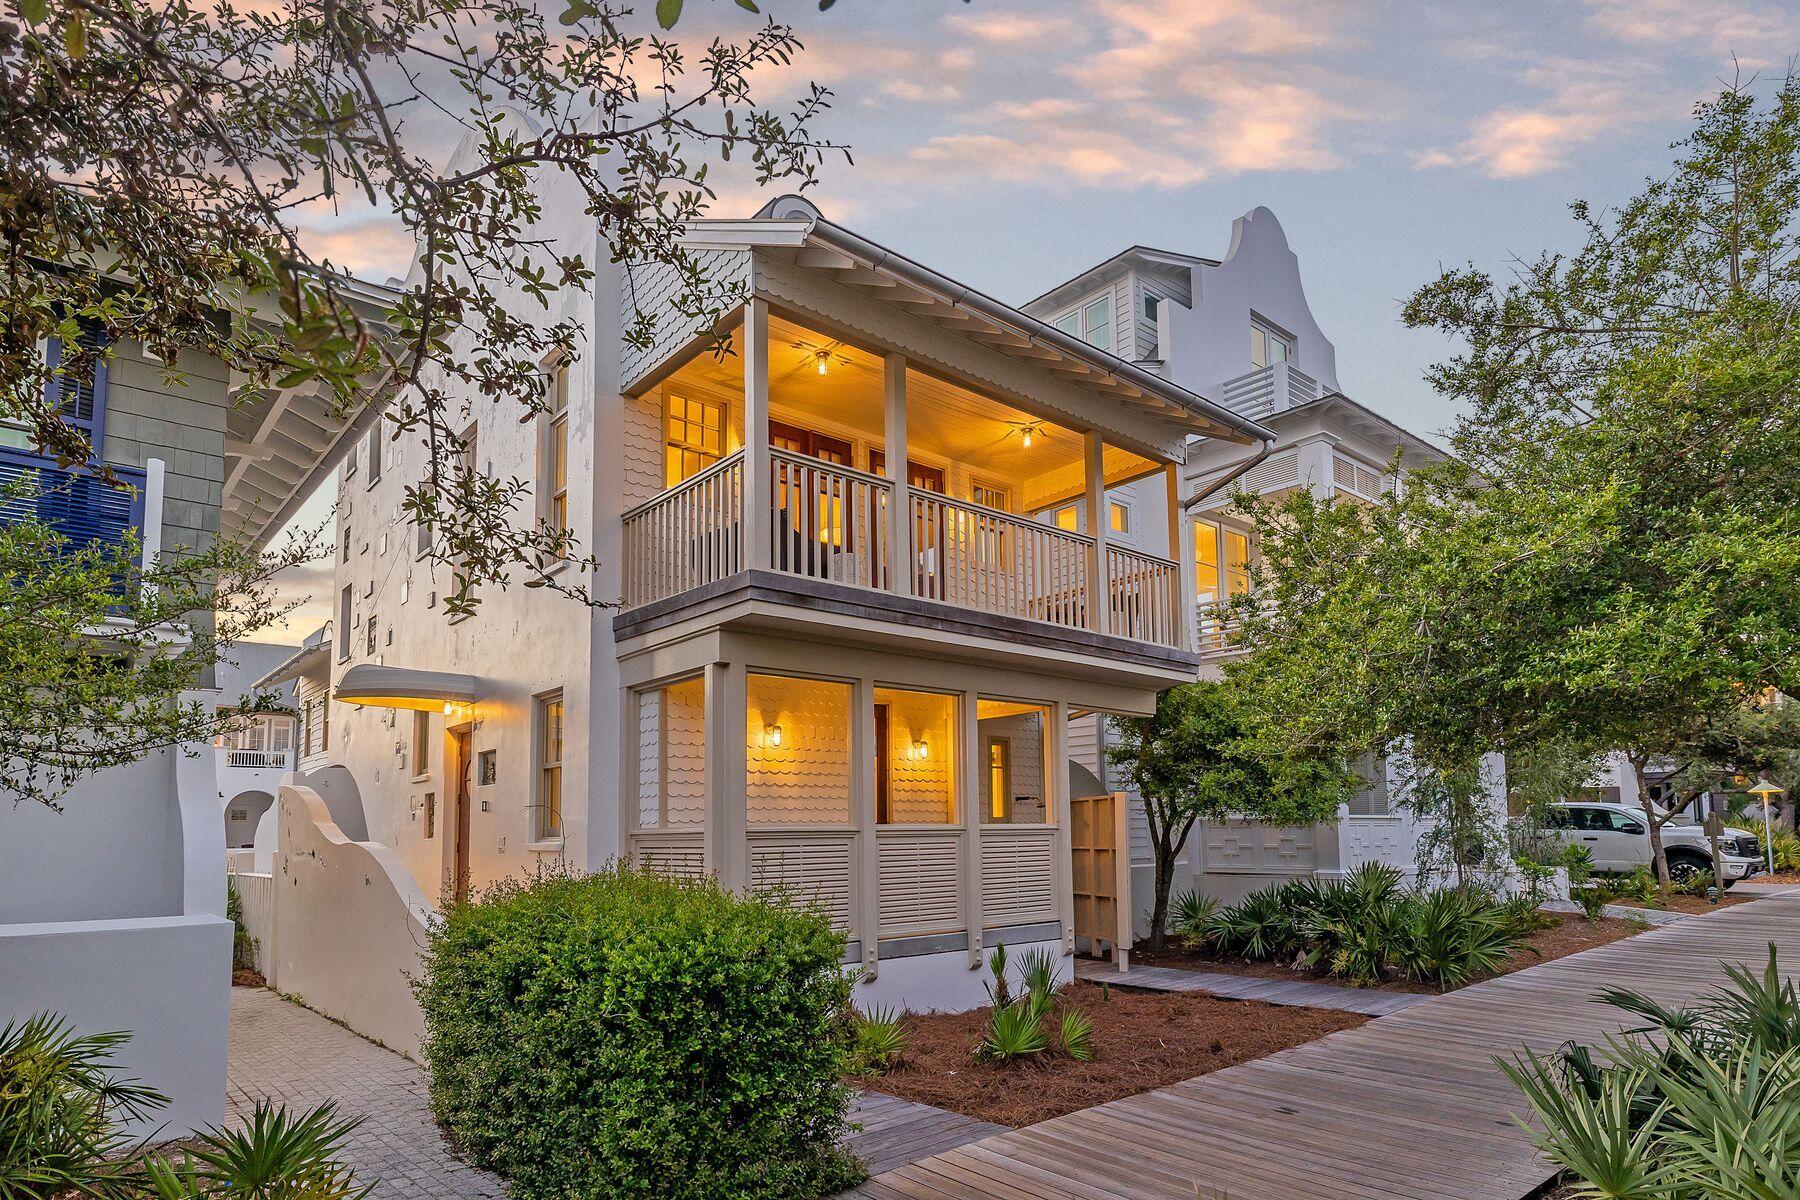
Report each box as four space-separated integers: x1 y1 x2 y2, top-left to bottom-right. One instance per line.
851 678 880 979
882 353 911 597
1165 461 1194 652
1083 430 1110 635
959 689 984 969
743 297 773 573
1051 701 1076 956
703 659 749 890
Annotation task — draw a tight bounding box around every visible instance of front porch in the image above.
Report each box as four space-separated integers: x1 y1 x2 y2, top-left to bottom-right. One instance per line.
619 631 1149 1010
619 300 1197 664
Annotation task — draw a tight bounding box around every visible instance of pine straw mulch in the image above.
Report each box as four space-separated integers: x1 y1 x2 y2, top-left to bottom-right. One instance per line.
231 967 266 988
865 981 1366 1128
1606 892 1750 915
1131 912 1651 995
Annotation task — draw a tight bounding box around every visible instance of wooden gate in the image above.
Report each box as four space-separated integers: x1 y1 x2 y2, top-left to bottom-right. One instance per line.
1069 792 1132 968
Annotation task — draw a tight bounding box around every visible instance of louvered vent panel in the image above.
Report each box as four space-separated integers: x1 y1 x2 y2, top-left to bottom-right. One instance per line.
980 829 1057 926
878 831 963 936
749 832 854 930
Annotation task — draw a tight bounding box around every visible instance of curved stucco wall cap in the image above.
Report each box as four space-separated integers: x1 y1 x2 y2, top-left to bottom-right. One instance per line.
1222 205 1295 264
757 193 823 223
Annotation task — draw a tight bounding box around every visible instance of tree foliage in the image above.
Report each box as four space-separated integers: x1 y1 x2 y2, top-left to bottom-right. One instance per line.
3 0 843 616
1226 74 1800 882
1107 681 1351 947
0 478 311 809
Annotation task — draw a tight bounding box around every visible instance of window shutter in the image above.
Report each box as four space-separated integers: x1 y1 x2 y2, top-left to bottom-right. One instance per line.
47 318 110 441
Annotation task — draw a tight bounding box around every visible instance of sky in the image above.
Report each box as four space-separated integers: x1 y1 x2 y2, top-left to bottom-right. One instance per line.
259 0 1800 640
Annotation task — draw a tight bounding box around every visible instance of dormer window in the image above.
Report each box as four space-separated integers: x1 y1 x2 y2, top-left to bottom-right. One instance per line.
1051 295 1113 353
1250 317 1293 369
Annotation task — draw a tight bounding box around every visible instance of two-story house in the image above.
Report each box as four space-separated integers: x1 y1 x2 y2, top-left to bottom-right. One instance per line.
319 181 1272 1013
1022 207 1458 911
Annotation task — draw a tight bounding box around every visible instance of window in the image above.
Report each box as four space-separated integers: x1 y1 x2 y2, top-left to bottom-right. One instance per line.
365 616 377 656
637 676 707 829
1052 505 1079 532
535 692 564 841
477 749 496 786
452 425 477 600
1347 754 1389 817
1250 317 1294 369
987 739 1010 821
11 322 111 452
338 587 352 661
1143 293 1160 322
366 423 382 486
412 710 432 779
971 481 1009 512
1224 529 1250 596
873 688 956 825
1194 518 1221 604
664 394 725 485
1050 294 1113 352
541 362 570 562
423 792 436 839
1108 501 1131 537
415 512 431 559
341 525 350 563
978 699 1049 825
746 674 852 825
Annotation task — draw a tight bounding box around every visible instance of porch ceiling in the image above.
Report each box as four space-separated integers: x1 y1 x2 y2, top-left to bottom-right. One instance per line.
681 198 1273 450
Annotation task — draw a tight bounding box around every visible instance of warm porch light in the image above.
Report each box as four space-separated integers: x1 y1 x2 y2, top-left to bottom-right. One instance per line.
815 349 830 375
764 723 784 749
910 737 929 760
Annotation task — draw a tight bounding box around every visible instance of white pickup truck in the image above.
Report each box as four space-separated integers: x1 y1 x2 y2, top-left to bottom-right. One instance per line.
1547 801 1763 886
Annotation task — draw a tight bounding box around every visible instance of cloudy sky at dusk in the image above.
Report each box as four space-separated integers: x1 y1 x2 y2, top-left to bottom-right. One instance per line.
262 0 1800 639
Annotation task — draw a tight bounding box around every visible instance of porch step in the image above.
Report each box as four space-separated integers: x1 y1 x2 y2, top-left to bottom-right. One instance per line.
1073 960 1429 1017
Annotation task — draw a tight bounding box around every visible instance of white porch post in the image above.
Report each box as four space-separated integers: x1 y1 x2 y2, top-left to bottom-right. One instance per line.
1051 701 1076 957
743 297 773 573
882 353 910 597
1166 461 1194 652
959 689 985 969
703 659 748 890
1083 430 1110 635
852 678 879 979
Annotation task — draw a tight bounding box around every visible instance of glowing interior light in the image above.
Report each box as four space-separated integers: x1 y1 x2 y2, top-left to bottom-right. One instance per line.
815 350 830 375
766 724 784 748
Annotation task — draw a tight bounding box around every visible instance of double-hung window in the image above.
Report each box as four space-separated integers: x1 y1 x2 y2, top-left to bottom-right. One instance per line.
1052 295 1113 353
535 691 564 841
541 362 570 562
664 394 725 486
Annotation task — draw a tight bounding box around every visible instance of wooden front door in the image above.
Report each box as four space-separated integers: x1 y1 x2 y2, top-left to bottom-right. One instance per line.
449 727 473 903
1070 792 1130 965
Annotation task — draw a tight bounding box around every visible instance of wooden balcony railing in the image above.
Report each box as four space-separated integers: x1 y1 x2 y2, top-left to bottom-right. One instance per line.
1195 605 1245 658
621 450 744 608
770 450 892 592
622 450 1187 650
910 491 1093 634
1106 544 1182 648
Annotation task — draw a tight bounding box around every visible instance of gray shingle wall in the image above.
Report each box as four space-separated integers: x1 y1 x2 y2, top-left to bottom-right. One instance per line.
101 345 228 558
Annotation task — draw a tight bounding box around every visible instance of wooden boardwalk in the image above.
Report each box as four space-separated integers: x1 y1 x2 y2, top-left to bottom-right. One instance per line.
1076 960 1429 1016
843 890 1800 1200
847 1091 1011 1177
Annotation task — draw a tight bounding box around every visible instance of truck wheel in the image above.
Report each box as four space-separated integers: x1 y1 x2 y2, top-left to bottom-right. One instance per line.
1666 854 1709 885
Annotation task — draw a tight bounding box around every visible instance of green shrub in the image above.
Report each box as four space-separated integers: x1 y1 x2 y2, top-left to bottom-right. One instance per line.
0 1013 367 1199
1757 828 1800 873
847 1005 908 1077
1170 889 1219 948
974 944 1092 1064
226 877 259 974
1507 948 1800 1198
414 864 862 1200
1399 889 1520 990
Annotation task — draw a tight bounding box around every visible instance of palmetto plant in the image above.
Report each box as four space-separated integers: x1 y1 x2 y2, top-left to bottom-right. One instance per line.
1170 890 1219 948
0 1013 369 1200
1506 947 1800 1200
848 1006 908 1077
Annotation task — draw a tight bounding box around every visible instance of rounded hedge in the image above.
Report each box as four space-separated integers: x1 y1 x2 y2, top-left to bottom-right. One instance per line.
414 864 863 1199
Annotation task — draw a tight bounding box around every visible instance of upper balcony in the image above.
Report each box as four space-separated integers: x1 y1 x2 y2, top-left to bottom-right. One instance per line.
610 212 1287 684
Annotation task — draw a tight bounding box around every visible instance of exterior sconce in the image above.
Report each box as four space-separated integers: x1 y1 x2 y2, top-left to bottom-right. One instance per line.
815 350 830 376
910 737 929 760
764 723 784 749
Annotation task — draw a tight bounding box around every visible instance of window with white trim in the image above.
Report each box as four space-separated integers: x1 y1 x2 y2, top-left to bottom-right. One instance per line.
540 361 570 562
1250 316 1293 369
1052 295 1113 352
535 691 564 841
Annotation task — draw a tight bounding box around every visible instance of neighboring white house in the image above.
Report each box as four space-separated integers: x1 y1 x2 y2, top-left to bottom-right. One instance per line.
0 288 394 1134
1020 207 1491 913
213 642 301 849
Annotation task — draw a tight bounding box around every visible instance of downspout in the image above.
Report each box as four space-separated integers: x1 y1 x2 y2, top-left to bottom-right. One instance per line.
1182 435 1277 510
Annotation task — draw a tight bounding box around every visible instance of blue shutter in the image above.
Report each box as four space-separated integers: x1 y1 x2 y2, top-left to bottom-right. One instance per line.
45 318 110 445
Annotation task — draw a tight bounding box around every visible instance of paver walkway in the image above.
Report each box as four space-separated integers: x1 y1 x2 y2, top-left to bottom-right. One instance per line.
227 989 505 1199
1076 960 1428 1016
842 889 1800 1200
227 988 992 1198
